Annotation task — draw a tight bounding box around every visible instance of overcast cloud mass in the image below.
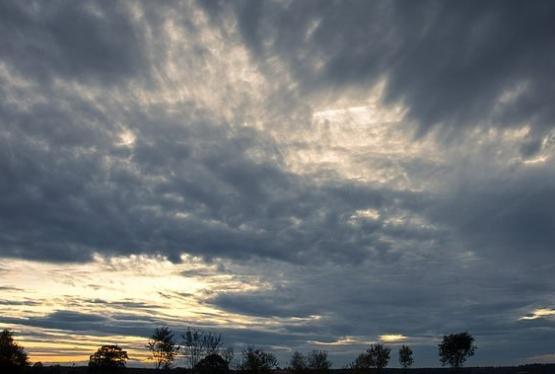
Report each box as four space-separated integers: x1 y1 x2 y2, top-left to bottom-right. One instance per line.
0 0 554 368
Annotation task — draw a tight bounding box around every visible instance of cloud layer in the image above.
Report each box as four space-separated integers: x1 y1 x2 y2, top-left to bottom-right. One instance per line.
0 0 554 367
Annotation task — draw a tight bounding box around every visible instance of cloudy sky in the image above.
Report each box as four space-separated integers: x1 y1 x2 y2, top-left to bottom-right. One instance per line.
1 0 554 368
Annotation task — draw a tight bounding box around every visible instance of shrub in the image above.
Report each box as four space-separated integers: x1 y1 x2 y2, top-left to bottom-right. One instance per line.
195 353 230 374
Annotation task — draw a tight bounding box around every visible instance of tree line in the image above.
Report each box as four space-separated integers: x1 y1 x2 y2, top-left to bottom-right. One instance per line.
0 328 476 372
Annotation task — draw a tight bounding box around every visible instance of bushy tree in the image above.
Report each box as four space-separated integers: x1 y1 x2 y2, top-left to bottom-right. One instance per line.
349 354 366 372
195 353 230 374
398 345 414 370
438 332 476 370
88 345 128 372
239 347 278 374
146 327 179 369
289 351 307 374
0 329 28 370
368 344 390 372
351 344 390 373
307 350 332 373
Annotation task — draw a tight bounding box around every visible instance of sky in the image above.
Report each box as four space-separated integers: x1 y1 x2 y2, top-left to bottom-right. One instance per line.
0 0 554 368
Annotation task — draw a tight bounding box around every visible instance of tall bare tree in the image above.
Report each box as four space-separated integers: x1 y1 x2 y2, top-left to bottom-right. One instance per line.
183 327 205 370
183 327 225 371
203 331 223 356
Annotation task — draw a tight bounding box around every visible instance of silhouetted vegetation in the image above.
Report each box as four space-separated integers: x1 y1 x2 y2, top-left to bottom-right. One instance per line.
307 350 332 374
239 347 278 374
182 328 204 370
182 327 225 371
0 329 28 371
18 364 555 374
286 350 332 374
289 351 307 374
88 345 128 372
370 344 391 373
146 327 179 370
221 347 235 366
399 345 414 371
7 326 554 373
351 344 390 373
438 332 476 370
194 353 230 374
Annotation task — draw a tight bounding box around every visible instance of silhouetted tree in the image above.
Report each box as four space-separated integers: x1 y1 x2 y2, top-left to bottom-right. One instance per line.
307 350 332 373
398 345 414 371
351 344 390 374
183 327 224 371
147 327 179 369
289 351 307 374
438 332 476 370
88 345 128 372
183 328 205 371
369 344 390 373
203 331 223 355
239 346 278 374
222 346 234 366
0 329 28 371
349 352 369 373
195 353 230 374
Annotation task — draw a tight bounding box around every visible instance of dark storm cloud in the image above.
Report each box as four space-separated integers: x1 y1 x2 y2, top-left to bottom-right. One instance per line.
0 308 315 352
0 0 551 268
1 0 555 367
0 72 423 263
200 262 555 365
202 0 555 142
207 290 316 318
0 310 165 337
0 0 147 85
426 164 555 264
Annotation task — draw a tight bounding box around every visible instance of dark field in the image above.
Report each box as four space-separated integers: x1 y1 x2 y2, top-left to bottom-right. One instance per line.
18 365 555 374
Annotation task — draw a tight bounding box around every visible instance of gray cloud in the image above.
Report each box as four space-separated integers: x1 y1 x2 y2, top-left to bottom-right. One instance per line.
0 83 421 263
427 164 555 265
0 0 148 85
1 0 554 367
207 290 317 319
202 0 555 146
0 310 156 338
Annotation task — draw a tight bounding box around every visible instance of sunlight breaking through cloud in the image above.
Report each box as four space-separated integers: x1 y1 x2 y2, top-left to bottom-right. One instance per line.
1 0 555 368
520 308 555 320
379 334 408 343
